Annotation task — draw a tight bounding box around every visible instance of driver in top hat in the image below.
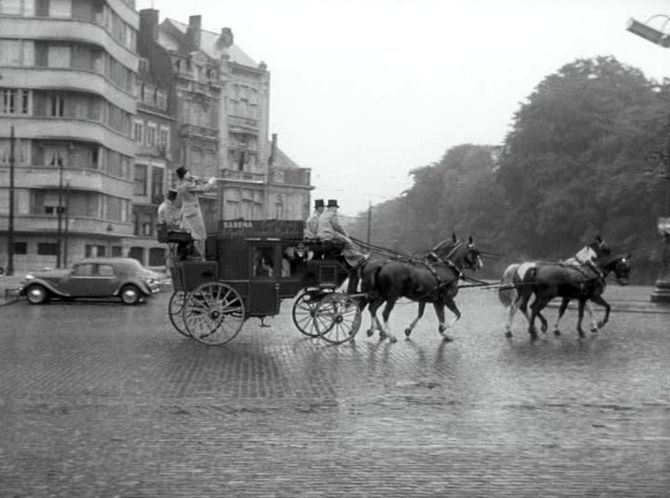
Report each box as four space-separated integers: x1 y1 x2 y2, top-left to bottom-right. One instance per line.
317 199 367 270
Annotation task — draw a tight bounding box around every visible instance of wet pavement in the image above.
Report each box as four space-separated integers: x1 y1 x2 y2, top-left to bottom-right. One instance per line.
0 285 668 497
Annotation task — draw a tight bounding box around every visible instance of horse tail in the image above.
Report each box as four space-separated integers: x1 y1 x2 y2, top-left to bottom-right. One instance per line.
498 263 520 308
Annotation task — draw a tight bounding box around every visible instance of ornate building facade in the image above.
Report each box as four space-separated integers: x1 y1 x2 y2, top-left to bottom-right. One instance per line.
155 13 312 233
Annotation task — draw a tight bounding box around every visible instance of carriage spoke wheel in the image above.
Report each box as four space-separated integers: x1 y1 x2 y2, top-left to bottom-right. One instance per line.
168 290 190 337
315 293 361 345
183 282 245 346
292 290 334 337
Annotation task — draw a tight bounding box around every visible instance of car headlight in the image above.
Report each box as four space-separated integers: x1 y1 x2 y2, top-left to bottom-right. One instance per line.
24 274 35 281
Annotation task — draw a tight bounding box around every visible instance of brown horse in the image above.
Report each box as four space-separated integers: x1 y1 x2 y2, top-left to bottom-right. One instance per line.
361 237 483 342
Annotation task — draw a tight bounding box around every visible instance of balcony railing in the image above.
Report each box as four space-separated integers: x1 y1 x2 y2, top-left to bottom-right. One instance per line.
229 115 259 133
269 167 311 187
180 124 218 141
220 169 265 184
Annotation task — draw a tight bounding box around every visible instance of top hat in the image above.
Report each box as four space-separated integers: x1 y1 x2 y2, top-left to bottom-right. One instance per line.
327 199 339 208
314 199 325 209
175 166 189 178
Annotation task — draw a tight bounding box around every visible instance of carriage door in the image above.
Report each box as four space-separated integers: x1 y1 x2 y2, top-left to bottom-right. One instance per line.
248 243 280 316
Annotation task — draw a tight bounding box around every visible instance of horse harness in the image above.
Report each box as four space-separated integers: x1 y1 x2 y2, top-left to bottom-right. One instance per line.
419 253 463 299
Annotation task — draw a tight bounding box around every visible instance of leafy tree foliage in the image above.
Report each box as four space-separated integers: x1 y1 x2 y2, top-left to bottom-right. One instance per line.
348 56 670 282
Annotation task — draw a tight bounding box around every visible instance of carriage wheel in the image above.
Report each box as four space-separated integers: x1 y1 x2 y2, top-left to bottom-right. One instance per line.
314 293 361 345
183 282 245 346
292 290 334 337
168 290 190 337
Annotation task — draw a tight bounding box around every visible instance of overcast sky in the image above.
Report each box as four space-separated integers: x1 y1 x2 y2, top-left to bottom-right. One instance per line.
137 0 670 215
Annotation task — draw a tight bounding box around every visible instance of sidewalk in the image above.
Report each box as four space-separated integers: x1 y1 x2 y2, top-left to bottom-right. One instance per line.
0 274 25 304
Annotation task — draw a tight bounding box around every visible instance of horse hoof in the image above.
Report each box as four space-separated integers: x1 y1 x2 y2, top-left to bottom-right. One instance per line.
541 324 548 333
366 329 373 337
578 331 585 339
597 321 606 329
530 333 539 342
404 328 412 338
553 329 561 336
442 335 453 342
590 327 598 334
505 331 513 338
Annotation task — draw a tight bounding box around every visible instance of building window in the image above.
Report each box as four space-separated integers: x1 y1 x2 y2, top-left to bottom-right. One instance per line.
133 119 144 143
85 244 106 258
111 245 123 257
151 166 164 198
156 89 167 110
37 242 58 255
146 122 156 146
13 242 27 255
134 164 147 196
158 125 169 151
50 94 65 117
0 89 31 115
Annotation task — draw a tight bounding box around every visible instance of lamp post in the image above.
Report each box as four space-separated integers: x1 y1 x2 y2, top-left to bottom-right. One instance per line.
627 15 670 303
63 176 70 267
56 160 63 268
646 144 670 302
6 126 15 276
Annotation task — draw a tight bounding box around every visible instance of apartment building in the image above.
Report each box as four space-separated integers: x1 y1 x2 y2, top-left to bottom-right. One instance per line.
0 0 139 271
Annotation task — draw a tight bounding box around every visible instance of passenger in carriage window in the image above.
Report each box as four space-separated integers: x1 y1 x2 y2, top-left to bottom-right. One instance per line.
253 248 274 277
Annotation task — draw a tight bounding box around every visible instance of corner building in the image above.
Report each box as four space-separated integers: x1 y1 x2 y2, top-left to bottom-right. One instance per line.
0 0 139 271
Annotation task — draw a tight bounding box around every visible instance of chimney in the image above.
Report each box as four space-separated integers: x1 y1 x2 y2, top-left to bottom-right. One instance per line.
139 9 159 44
269 134 278 166
187 15 202 50
217 27 234 48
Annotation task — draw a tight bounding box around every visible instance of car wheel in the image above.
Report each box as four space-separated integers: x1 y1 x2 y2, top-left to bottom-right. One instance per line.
26 284 48 305
120 285 141 305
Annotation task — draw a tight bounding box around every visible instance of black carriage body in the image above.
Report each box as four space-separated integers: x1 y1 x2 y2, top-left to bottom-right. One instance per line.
172 220 350 318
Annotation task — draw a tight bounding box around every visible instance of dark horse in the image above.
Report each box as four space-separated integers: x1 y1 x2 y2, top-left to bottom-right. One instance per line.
360 236 483 343
518 253 631 340
499 235 612 336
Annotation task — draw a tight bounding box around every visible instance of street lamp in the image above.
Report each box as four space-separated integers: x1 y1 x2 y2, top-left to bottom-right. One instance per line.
645 143 670 302
627 14 670 303
626 16 670 47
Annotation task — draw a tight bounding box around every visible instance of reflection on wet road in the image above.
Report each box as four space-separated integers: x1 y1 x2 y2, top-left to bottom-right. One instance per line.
0 285 668 497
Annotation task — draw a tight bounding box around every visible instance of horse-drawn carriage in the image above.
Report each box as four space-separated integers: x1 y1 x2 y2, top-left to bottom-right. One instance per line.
167 220 362 346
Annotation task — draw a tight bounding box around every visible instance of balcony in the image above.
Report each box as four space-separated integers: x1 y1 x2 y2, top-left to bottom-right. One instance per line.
269 167 311 187
229 115 259 134
220 168 265 184
180 124 218 142
0 17 136 70
0 67 135 113
6 214 133 237
0 117 134 154
13 166 133 199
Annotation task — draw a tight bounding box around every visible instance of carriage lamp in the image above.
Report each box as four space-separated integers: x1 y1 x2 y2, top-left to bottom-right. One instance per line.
626 16 670 47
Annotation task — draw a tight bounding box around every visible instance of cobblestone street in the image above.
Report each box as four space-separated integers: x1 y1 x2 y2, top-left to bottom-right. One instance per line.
0 286 668 497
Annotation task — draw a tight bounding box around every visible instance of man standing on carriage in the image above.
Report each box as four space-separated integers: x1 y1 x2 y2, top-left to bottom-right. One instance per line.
157 188 181 272
175 166 221 260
